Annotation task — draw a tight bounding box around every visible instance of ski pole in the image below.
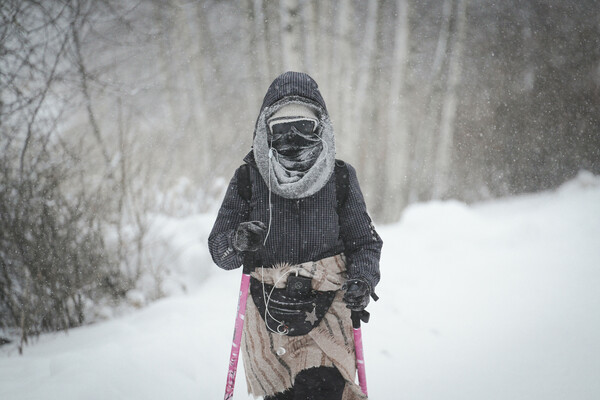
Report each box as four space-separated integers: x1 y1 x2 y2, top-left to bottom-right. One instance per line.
351 310 370 396
224 262 253 400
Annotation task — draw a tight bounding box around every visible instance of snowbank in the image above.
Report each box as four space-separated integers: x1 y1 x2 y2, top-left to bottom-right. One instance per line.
2 172 599 400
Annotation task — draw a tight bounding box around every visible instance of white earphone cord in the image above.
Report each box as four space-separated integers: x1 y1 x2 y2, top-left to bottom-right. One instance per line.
260 131 328 334
264 147 274 246
261 267 299 335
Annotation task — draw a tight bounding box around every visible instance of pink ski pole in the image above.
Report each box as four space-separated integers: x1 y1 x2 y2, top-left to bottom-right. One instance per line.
224 264 252 400
351 310 370 396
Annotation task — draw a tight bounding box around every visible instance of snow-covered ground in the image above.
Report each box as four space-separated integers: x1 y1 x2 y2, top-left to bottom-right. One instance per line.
2 172 600 400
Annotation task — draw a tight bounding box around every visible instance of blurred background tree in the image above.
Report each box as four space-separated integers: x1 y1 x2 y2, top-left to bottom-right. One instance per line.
43 0 595 223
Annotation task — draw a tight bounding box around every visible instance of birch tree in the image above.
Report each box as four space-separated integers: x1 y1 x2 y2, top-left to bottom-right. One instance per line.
432 0 469 199
351 0 379 169
248 0 271 90
280 0 303 71
381 0 410 221
408 0 453 202
301 0 316 73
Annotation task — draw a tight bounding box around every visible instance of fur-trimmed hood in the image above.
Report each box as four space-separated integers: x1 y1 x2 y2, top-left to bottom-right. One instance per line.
252 72 335 199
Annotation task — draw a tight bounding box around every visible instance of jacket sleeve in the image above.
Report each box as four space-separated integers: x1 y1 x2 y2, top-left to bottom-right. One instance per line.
208 167 250 270
338 163 383 291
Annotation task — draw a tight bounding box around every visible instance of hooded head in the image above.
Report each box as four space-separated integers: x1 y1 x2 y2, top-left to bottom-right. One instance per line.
253 72 336 199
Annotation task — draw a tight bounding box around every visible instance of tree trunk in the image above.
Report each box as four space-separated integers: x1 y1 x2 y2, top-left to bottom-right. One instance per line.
251 0 271 89
280 0 302 71
381 0 410 222
317 1 334 97
409 0 453 202
333 0 354 158
301 0 316 73
352 0 379 170
175 3 207 178
433 0 469 199
263 1 283 76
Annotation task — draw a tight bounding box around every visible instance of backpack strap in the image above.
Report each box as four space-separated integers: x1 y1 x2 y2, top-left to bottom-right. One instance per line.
334 160 349 215
237 161 349 215
334 160 378 303
236 164 252 202
235 164 257 273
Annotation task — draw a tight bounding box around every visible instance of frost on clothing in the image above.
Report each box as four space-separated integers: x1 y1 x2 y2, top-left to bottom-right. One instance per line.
209 71 381 399
208 71 382 291
268 103 321 174
208 154 382 291
241 256 367 399
253 97 336 200
253 71 336 200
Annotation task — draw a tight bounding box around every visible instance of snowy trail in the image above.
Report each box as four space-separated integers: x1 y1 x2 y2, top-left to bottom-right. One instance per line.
371 175 600 400
2 174 600 400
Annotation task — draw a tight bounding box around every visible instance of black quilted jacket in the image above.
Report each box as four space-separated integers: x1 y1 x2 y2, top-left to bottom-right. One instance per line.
208 72 382 290
208 152 382 290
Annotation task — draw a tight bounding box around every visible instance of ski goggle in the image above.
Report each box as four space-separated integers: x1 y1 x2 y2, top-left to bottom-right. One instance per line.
268 117 318 137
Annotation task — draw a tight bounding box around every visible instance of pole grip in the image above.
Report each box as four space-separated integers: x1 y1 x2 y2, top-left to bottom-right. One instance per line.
351 310 370 328
242 252 259 274
351 311 361 329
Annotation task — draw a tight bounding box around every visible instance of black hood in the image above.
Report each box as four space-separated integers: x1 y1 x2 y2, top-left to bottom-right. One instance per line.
259 71 328 116
251 72 336 199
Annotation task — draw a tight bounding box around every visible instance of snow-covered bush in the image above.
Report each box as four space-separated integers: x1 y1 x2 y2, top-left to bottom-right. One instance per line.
0 157 126 353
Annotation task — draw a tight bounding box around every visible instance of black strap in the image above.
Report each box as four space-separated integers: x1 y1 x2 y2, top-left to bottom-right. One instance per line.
236 161 350 215
334 160 349 215
236 164 252 202
236 165 256 273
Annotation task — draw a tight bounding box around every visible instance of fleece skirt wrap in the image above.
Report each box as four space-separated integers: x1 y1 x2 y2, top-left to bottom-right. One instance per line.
241 254 368 399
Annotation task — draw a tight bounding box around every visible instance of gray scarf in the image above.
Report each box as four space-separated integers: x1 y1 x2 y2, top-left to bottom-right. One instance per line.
253 98 336 199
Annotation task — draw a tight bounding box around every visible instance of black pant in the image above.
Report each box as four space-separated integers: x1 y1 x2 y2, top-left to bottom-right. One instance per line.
264 366 346 400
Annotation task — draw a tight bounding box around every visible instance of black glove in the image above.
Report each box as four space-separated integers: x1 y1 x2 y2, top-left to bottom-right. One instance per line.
233 221 267 252
342 278 371 311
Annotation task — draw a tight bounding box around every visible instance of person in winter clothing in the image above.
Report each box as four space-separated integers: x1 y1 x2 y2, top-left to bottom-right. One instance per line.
209 71 382 400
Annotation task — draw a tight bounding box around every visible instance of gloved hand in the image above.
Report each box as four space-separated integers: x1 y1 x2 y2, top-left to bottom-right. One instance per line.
233 221 267 252
342 278 371 311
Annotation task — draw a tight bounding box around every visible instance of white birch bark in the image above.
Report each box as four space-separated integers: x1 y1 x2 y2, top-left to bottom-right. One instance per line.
252 0 270 87
263 1 282 77
332 0 353 156
382 0 410 221
241 0 268 112
175 3 208 175
153 4 182 179
301 0 315 73
433 0 469 198
408 0 453 202
319 1 334 99
350 0 378 165
280 0 302 71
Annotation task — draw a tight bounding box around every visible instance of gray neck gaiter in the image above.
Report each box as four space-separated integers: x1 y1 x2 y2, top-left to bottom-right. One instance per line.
253 99 335 199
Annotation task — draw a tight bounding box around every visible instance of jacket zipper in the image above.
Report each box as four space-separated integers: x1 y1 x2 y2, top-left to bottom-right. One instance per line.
296 199 304 256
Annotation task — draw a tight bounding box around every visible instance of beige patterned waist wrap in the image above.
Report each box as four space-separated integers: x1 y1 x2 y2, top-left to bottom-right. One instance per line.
241 254 368 399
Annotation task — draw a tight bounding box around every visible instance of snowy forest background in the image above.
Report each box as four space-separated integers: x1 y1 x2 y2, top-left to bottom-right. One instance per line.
1 0 599 364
